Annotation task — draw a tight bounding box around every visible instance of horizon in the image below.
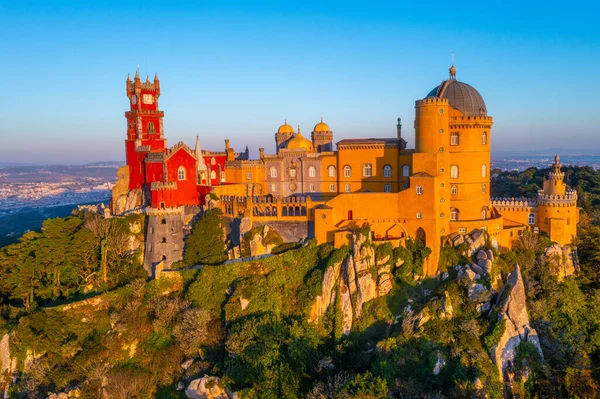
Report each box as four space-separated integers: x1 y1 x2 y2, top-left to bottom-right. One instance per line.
1 1 599 164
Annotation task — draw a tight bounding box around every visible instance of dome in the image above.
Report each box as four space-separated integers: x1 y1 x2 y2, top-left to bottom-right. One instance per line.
284 133 314 151
427 67 487 117
313 119 331 132
278 122 295 134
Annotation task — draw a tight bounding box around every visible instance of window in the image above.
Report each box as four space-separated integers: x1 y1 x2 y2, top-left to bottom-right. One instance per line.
345 184 351 192
481 164 487 178
363 163 372 177
246 172 252 180
308 166 316 177
270 167 277 178
458 227 466 233
271 183 276 192
210 170 217 179
310 184 315 192
451 185 458 195
211 157 216 165
290 168 297 178
402 165 410 177
416 212 422 219
384 184 391 192
161 218 166 225
482 184 486 193
402 183 408 189
383 165 392 178
344 165 351 178
450 165 459 178
450 208 459 221
177 166 186 180
416 185 423 195
221 171 226 182
330 183 335 192
328 165 336 177
161 237 166 243
482 131 488 145
481 207 487 220
147 122 155 133
528 213 535 225
450 132 459 145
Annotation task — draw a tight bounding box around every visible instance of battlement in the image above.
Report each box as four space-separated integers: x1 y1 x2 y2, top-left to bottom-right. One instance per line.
136 145 150 152
225 159 265 168
150 181 177 190
450 115 493 123
491 197 537 208
415 97 449 107
146 205 185 216
537 188 578 206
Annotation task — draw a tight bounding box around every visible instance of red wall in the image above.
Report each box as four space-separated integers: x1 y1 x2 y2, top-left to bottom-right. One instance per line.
203 154 227 185
166 149 199 205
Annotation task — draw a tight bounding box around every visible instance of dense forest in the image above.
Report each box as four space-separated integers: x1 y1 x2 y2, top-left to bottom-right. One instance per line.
0 166 598 398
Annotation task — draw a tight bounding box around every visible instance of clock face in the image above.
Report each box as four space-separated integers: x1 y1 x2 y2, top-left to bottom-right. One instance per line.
142 94 154 104
131 95 137 105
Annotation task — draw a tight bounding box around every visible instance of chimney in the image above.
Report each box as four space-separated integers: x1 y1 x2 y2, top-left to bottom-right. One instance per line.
259 148 265 159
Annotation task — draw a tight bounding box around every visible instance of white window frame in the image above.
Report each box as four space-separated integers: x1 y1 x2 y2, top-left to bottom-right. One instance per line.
450 208 458 221
308 166 316 178
383 165 392 178
402 165 410 177
482 183 486 193
450 132 459 146
345 183 351 192
451 185 458 195
177 167 186 181
246 171 252 180
290 168 297 178
384 184 391 193
481 164 487 178
416 185 423 195
328 165 336 177
450 165 459 179
363 163 372 177
210 170 216 179
329 183 335 192
482 131 488 145
270 167 277 178
416 212 422 219
344 165 351 178
528 213 536 225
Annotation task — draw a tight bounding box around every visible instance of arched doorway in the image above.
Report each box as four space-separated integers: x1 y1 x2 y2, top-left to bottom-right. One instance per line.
416 227 426 246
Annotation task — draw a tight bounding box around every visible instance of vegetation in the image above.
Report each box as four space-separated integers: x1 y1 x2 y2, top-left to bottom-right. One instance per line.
179 208 227 266
0 166 599 397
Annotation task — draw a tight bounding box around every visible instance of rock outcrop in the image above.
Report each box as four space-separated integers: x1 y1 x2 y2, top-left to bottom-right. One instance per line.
111 166 143 215
544 243 576 281
492 264 543 391
248 225 280 257
185 375 234 399
312 230 397 334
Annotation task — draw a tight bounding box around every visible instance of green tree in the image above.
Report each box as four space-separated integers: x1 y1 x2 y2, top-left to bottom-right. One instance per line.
182 208 227 266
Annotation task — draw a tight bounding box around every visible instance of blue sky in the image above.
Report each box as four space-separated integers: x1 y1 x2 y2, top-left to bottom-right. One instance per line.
0 1 598 164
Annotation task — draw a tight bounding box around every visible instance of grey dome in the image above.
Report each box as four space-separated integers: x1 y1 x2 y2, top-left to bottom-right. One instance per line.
427 79 487 117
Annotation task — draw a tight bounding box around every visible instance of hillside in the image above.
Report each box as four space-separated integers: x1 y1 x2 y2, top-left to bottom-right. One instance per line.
0 166 599 398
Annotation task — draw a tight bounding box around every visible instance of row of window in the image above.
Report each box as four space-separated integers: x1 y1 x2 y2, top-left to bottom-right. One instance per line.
268 183 393 193
270 164 411 179
416 184 488 196
450 164 487 179
450 131 488 146
181 167 225 181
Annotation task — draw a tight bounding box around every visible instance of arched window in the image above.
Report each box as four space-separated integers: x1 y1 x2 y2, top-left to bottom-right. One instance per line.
402 165 410 177
450 208 459 221
329 183 335 192
450 132 459 145
482 184 486 193
221 171 226 182
481 207 487 220
451 185 458 195
147 122 155 133
482 131 488 145
345 183 351 192
416 212 422 219
481 164 487 178
270 167 277 178
363 163 372 177
308 166 316 177
177 166 186 180
210 170 217 179
528 212 536 225
416 185 423 195
328 165 336 177
343 165 351 178
450 165 459 178
211 157 216 165
383 165 392 178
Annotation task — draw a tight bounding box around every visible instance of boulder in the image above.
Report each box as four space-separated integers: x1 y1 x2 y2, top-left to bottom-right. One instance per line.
476 250 488 262
355 272 377 318
239 297 249 311
460 268 477 282
377 273 393 296
479 259 493 275
476 302 492 314
466 230 486 256
471 264 485 275
492 264 543 391
181 358 194 370
248 225 278 257
545 243 575 281
441 291 454 319
468 283 492 303
486 249 495 262
432 350 446 375
186 375 232 399
177 382 186 391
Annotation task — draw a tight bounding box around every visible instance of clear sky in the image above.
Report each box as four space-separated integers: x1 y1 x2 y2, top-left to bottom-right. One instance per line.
1 0 599 164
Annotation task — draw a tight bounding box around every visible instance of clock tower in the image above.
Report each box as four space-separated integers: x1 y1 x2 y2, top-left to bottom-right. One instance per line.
125 71 166 190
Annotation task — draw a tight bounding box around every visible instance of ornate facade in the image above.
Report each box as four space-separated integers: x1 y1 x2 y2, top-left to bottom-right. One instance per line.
112 65 579 276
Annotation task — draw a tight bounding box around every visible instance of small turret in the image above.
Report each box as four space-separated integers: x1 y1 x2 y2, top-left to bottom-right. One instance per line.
542 154 566 196
396 117 402 140
154 73 160 97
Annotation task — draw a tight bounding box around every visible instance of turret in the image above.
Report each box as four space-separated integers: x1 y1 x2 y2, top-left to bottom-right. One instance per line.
542 154 567 196
396 117 402 141
154 73 160 97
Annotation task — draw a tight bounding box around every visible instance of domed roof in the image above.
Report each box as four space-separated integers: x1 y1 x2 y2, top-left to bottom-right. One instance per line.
278 121 295 134
427 66 487 117
313 118 331 132
284 133 314 151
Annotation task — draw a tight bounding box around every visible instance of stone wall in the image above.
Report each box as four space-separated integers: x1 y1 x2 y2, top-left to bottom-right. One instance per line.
144 210 186 277
223 217 311 246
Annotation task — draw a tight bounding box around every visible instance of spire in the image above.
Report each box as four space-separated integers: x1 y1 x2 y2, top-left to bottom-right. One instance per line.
195 135 207 171
154 73 159 81
297 125 301 134
127 73 131 82
135 65 140 81
554 154 560 165
145 75 150 84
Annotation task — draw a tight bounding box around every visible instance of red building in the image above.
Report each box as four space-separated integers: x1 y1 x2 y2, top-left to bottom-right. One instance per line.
124 71 228 208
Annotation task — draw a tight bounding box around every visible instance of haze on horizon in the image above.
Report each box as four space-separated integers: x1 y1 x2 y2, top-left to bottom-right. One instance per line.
1 1 599 165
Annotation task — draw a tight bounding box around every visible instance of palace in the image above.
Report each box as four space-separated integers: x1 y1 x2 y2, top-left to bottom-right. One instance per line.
111 66 579 276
